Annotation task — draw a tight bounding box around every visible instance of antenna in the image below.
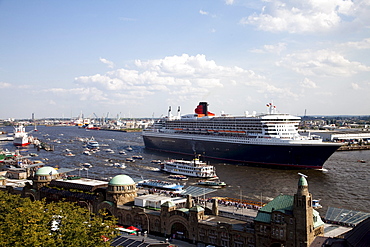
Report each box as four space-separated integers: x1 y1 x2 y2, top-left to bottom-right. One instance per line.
298 172 308 178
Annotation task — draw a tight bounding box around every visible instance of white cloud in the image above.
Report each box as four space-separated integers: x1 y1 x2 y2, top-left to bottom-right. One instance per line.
199 10 208 15
99 57 115 68
69 54 296 107
277 49 370 77
251 42 287 54
225 0 234 5
341 38 370 50
300 78 318 88
0 82 11 88
351 83 360 90
240 0 367 33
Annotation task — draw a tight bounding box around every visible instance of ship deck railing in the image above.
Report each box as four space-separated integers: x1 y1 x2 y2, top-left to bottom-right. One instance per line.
146 130 326 144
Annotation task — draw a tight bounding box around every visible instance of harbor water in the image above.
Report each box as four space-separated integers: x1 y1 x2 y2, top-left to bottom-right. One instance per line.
1 125 369 215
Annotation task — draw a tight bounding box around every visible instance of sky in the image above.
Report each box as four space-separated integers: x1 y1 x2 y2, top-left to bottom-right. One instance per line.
0 0 369 119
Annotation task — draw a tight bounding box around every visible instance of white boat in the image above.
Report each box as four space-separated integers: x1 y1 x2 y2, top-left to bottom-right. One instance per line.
81 163 92 168
65 152 75 157
126 146 133 151
83 150 91 155
113 163 126 169
151 159 162 164
13 125 31 146
137 179 184 191
104 149 115 153
119 150 127 155
168 174 188 180
161 157 217 178
197 180 226 188
86 137 99 149
312 199 322 209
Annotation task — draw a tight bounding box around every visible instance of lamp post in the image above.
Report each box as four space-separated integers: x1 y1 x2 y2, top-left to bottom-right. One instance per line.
139 212 149 235
237 186 242 216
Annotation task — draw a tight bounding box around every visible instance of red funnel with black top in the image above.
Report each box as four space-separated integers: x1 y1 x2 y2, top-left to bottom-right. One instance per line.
195 102 215 116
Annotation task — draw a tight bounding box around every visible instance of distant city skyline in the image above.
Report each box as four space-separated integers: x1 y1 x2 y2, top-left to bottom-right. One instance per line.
1 0 369 119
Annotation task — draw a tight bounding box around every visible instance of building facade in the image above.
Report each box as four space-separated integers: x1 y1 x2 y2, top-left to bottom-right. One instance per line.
19 167 324 247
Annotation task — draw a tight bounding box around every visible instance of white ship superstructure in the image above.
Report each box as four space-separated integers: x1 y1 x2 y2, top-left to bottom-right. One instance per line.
13 125 31 146
161 158 218 178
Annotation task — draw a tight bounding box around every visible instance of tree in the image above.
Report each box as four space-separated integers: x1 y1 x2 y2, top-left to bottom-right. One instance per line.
0 191 118 246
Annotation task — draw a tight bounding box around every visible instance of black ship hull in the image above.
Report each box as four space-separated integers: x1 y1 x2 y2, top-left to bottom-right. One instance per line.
142 135 340 169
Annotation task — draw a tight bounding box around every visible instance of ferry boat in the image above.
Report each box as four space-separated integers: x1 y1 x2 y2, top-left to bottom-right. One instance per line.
160 157 218 178
86 137 99 149
137 179 184 191
13 125 31 146
197 180 226 188
142 102 342 169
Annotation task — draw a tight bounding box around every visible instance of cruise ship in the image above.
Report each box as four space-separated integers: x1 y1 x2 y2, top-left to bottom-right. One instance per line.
142 102 342 169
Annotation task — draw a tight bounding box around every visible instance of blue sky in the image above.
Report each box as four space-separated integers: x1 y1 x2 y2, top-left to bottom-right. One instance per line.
1 0 369 119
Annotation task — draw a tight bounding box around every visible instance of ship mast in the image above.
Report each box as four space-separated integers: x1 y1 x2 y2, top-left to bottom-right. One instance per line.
266 101 277 114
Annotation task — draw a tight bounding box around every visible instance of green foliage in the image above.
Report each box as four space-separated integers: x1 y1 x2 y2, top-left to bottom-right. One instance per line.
0 191 119 247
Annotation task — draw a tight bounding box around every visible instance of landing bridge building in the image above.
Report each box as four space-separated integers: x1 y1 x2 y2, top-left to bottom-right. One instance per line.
1 166 343 247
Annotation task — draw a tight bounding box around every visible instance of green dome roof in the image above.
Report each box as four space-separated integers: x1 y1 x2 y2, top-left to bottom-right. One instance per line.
298 176 308 186
35 166 58 176
109 175 134 186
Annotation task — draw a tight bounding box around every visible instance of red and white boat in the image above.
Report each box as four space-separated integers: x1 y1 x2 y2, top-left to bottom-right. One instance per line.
13 125 31 146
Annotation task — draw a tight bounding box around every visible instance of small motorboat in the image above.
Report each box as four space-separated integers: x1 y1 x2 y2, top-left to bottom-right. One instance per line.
132 155 143 160
65 152 75 157
151 160 162 164
197 180 226 188
168 175 188 180
113 163 126 169
119 150 127 155
81 163 92 168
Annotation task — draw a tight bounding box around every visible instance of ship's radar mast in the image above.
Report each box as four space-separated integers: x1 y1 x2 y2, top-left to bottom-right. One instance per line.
266 101 277 114
177 106 181 118
168 106 171 118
